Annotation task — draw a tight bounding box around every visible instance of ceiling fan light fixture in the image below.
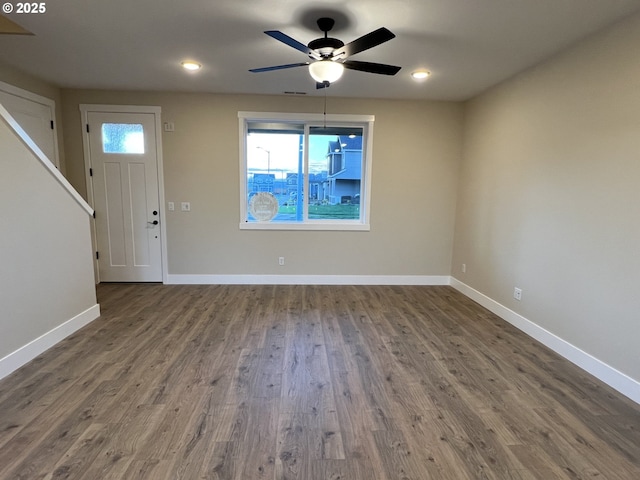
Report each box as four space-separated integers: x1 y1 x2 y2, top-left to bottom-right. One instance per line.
411 70 431 80
309 60 344 84
181 61 202 71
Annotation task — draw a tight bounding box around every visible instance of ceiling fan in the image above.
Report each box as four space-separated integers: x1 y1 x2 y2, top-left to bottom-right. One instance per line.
249 17 401 89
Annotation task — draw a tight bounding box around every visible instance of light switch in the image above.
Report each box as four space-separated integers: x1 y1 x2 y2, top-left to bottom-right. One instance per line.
168 202 175 211
181 202 190 212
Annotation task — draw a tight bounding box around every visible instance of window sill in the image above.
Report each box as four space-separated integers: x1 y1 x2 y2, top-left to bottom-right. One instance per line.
239 222 370 231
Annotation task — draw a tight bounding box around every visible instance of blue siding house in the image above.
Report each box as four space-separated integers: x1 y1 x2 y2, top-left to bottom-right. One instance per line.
326 135 362 204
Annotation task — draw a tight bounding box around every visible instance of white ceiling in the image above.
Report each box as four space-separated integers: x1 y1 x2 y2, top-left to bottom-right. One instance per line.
2 0 639 101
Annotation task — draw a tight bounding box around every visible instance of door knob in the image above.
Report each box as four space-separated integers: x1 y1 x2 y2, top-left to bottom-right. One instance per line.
148 220 159 225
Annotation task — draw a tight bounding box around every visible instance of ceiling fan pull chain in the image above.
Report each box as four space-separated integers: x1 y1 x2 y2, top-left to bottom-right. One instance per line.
323 89 327 127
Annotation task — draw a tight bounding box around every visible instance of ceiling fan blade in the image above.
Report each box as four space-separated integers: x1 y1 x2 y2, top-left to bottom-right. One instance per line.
342 60 401 76
264 30 319 58
333 27 395 59
249 62 309 73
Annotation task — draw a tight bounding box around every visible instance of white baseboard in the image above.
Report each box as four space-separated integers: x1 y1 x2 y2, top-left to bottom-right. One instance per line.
166 274 451 286
0 304 101 381
450 277 640 405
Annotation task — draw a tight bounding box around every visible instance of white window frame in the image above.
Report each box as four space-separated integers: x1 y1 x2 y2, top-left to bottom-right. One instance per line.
238 111 374 231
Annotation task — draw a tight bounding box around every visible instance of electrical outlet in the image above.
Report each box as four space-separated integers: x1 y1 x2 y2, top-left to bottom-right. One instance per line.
514 287 522 301
181 202 190 212
278 257 285 266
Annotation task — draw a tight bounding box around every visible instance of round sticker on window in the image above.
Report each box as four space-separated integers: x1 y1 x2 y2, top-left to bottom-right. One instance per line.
249 192 279 221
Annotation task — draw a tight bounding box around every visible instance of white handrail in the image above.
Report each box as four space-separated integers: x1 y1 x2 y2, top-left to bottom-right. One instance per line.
0 103 93 216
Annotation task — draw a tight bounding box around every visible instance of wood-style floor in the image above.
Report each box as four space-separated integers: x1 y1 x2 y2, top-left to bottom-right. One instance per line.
0 284 638 479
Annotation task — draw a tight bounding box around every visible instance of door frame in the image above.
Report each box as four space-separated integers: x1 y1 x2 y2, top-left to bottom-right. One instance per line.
80 104 168 284
0 80 61 169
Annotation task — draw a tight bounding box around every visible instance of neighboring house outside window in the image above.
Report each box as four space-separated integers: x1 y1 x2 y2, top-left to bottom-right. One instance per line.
326 135 362 206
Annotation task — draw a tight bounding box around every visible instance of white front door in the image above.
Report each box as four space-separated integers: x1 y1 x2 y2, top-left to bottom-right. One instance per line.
86 110 163 282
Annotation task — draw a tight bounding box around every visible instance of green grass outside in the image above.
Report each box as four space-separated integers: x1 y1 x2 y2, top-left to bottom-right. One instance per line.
279 204 360 220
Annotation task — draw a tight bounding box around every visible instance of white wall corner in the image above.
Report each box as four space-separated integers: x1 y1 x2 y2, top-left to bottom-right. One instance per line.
0 304 101 381
449 277 640 405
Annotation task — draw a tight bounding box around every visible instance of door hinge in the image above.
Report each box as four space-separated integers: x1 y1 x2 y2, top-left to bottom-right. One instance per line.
50 120 54 130
86 124 90 133
89 167 93 176
96 251 99 260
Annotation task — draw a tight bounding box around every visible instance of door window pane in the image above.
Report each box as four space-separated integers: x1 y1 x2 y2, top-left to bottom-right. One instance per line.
102 123 145 154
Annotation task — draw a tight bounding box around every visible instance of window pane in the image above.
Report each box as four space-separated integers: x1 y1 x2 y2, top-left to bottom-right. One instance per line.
102 123 145 154
246 127 304 222
308 126 363 220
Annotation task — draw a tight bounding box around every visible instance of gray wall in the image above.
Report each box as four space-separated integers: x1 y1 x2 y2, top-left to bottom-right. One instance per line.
0 110 97 362
60 92 463 278
452 13 640 382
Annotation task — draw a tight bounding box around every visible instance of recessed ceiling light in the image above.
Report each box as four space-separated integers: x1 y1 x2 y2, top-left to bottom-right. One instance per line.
411 70 431 80
181 61 202 71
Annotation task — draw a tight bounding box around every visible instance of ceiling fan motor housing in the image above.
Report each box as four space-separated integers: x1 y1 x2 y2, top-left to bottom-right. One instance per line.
308 37 345 57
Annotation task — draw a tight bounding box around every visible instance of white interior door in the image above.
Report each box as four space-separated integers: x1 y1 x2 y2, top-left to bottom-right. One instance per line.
87 111 162 282
0 82 59 168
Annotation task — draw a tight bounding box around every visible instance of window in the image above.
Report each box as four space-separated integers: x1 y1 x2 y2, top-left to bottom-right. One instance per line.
101 123 145 154
239 112 374 230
